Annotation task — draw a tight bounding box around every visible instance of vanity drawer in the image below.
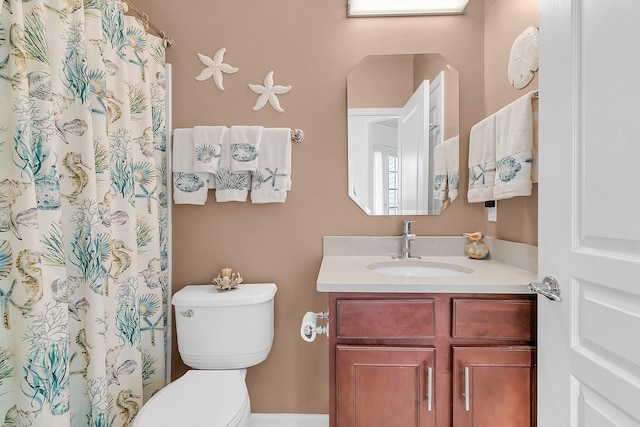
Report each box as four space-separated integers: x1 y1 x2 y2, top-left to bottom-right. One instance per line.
452 298 535 341
337 299 435 339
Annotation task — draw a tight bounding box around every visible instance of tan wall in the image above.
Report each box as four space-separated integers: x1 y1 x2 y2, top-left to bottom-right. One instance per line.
412 53 448 88
446 66 461 141
347 55 414 108
133 0 537 415
483 0 539 245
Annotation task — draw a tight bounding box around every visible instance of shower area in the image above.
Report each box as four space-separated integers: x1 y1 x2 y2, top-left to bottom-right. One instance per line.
0 0 172 425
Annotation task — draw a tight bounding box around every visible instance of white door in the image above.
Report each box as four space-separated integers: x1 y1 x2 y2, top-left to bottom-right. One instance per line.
398 80 429 214
538 0 640 425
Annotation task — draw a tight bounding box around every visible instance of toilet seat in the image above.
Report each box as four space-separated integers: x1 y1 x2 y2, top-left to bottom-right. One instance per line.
133 370 250 427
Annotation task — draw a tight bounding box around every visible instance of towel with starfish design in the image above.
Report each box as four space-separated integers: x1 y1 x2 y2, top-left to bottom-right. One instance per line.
250 128 291 203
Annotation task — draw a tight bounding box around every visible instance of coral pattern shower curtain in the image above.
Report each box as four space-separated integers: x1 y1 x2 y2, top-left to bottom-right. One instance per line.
0 0 168 425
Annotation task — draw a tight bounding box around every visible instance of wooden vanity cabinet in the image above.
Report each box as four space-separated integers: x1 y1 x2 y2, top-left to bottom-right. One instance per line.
337 346 436 427
452 346 536 427
329 293 536 427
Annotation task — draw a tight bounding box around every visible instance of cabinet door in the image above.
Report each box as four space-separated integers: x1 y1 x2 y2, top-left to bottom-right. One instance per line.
453 346 536 427
336 345 436 427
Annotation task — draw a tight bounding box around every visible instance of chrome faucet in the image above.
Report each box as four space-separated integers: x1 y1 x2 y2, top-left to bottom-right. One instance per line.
399 219 418 259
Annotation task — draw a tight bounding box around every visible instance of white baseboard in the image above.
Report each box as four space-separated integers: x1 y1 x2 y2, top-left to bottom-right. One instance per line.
250 413 329 427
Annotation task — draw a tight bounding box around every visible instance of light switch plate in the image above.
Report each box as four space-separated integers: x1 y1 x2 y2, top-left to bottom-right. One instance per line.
488 203 497 222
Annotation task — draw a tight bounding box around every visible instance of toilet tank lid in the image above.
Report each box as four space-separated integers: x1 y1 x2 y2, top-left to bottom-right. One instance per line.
172 283 277 307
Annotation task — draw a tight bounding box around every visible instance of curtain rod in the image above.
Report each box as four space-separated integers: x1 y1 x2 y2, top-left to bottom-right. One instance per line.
122 0 174 48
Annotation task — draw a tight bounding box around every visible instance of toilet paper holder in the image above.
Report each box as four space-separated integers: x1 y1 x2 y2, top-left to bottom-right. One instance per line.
301 311 329 341
314 311 329 320
304 324 327 339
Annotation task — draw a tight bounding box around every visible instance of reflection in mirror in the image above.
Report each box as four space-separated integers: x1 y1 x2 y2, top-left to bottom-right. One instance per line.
347 54 459 215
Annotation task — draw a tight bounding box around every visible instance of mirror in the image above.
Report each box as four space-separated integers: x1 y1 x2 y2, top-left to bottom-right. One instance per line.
347 53 460 215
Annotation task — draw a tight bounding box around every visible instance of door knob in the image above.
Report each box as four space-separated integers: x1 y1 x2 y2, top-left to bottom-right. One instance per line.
528 275 561 302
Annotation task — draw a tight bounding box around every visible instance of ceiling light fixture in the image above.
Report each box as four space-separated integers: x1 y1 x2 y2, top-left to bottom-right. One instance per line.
347 0 469 17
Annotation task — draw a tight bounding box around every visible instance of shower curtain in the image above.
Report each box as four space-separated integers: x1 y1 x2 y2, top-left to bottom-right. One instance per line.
0 0 169 425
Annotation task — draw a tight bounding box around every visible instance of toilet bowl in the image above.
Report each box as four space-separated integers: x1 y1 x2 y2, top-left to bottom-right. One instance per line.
133 370 250 427
133 283 277 427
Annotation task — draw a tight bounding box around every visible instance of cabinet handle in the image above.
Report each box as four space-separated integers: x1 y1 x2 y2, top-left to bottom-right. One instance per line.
426 366 433 411
463 366 470 411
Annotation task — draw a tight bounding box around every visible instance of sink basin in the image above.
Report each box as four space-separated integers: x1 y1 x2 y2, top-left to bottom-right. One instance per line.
367 260 473 278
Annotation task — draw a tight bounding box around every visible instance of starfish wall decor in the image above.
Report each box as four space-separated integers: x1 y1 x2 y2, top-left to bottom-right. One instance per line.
194 48 292 112
248 71 291 113
195 48 239 91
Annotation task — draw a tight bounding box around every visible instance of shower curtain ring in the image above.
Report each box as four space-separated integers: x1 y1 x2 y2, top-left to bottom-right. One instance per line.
160 32 174 48
142 13 150 32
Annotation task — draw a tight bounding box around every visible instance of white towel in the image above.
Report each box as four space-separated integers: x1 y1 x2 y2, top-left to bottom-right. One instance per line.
172 128 209 205
173 172 209 205
445 135 459 202
468 115 497 203
433 142 447 201
193 126 225 174
433 136 459 203
215 130 250 202
173 128 195 173
230 125 263 172
251 128 292 204
494 91 535 200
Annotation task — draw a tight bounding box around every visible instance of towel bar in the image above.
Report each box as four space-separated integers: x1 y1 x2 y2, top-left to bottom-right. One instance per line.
171 128 305 143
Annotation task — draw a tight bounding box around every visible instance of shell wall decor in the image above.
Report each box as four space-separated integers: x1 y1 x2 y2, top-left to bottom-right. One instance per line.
508 26 539 89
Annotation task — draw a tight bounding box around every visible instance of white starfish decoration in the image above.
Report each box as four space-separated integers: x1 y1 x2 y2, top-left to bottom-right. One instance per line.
248 71 291 112
195 48 239 91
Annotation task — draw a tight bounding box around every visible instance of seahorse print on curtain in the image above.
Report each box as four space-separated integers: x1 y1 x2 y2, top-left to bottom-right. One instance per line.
0 0 169 425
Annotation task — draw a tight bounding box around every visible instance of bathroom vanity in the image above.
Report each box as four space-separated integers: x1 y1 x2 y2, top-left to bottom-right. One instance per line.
316 237 538 427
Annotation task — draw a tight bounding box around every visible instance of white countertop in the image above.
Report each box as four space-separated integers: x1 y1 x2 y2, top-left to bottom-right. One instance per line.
316 236 539 294
316 236 538 294
316 255 537 294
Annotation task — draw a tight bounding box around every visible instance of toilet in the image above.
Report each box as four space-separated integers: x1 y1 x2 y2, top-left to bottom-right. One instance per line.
134 283 277 427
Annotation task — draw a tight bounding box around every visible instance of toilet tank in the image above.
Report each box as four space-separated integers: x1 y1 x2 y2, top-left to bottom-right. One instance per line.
172 283 277 369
